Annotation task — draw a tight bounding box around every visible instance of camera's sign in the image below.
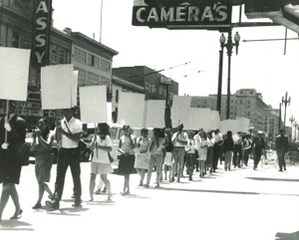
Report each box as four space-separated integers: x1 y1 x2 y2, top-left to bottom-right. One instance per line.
132 1 232 29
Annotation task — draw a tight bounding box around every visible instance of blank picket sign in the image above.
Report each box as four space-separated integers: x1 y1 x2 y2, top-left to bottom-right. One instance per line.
0 47 30 101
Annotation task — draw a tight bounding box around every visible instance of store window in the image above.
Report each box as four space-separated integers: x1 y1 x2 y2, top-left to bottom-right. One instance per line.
12 31 20 48
51 46 58 63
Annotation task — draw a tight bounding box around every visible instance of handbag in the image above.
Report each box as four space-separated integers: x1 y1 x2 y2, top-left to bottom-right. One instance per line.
107 152 114 163
17 143 30 166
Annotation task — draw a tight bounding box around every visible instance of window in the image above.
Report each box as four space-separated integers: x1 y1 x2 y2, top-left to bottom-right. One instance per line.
87 72 99 85
51 46 58 63
12 31 20 48
100 59 111 73
115 90 119 103
74 67 86 86
73 47 86 64
59 49 65 64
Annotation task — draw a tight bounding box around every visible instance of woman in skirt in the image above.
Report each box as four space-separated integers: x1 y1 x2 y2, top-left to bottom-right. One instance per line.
134 128 150 186
89 123 113 201
117 125 136 195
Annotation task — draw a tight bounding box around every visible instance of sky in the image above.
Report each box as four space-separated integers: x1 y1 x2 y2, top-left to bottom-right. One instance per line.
51 0 299 127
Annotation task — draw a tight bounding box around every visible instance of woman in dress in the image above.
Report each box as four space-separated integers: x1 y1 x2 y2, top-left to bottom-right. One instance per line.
117 125 136 195
31 118 54 209
134 128 150 186
0 101 26 221
197 131 208 178
145 128 165 188
89 123 113 201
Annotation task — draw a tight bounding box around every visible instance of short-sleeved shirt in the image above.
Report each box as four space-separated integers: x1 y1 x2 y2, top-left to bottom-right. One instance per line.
172 131 188 148
92 135 112 164
61 116 82 148
120 135 136 155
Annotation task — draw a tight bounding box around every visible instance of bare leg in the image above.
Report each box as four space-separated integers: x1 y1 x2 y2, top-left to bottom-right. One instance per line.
0 183 11 220
100 174 112 200
89 173 97 201
44 183 53 199
9 183 22 218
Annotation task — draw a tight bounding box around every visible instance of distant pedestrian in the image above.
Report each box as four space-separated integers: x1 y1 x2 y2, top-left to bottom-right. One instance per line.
163 129 173 180
212 129 223 171
117 125 136 195
252 131 266 170
242 134 252 167
206 131 214 174
223 131 234 171
275 129 289 172
185 131 196 180
197 131 208 178
0 101 26 221
145 128 165 187
171 124 188 182
31 118 54 209
134 128 150 186
47 107 83 210
89 123 113 201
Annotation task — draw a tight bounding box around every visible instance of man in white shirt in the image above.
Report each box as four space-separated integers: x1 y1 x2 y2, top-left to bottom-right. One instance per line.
171 124 188 182
47 108 83 210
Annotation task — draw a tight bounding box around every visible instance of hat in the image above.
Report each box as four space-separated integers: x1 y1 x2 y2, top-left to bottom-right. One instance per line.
258 131 263 134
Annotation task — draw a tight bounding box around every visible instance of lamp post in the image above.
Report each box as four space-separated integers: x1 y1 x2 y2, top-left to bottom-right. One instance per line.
289 115 295 140
161 77 172 129
282 91 291 133
294 121 298 141
219 29 240 119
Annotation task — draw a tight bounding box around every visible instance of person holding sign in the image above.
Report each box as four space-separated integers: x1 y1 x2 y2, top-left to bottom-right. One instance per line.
47 108 83 210
117 125 136 196
30 118 54 209
0 101 26 221
171 124 188 182
134 128 150 187
88 123 113 202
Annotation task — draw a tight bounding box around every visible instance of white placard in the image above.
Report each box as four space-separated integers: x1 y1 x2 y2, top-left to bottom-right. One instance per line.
0 47 30 101
41 64 75 110
117 92 145 127
79 86 108 124
72 71 78 107
171 96 191 127
144 100 165 128
220 117 249 135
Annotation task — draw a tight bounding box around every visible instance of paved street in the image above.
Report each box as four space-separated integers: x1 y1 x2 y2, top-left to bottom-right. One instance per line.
0 159 299 240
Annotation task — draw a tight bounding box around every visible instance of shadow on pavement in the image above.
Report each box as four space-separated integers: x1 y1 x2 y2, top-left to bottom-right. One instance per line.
275 230 299 240
46 206 88 216
246 177 299 182
86 200 115 206
120 193 151 199
0 219 34 231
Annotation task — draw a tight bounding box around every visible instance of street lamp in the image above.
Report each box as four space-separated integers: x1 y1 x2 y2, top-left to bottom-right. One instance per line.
289 115 295 140
282 91 291 133
219 30 240 119
294 121 298 141
160 77 172 129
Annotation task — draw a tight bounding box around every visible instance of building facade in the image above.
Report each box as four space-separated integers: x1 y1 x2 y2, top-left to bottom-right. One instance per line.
0 0 118 126
191 88 280 138
113 66 179 104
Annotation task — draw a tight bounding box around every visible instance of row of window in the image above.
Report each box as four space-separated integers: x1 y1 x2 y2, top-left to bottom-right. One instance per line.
73 47 111 73
145 83 167 96
74 67 110 86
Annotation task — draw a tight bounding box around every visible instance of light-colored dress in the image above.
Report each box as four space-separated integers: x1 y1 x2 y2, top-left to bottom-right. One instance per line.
91 135 113 174
134 136 150 169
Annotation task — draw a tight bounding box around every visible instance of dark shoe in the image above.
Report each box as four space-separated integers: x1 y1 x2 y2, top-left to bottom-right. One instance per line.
94 189 102 195
10 209 23 219
170 177 174 182
278 169 283 172
46 200 59 210
32 203 42 209
189 177 193 181
72 200 82 207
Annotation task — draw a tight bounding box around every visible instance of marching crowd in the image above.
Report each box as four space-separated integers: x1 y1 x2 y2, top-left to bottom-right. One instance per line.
0 104 289 221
